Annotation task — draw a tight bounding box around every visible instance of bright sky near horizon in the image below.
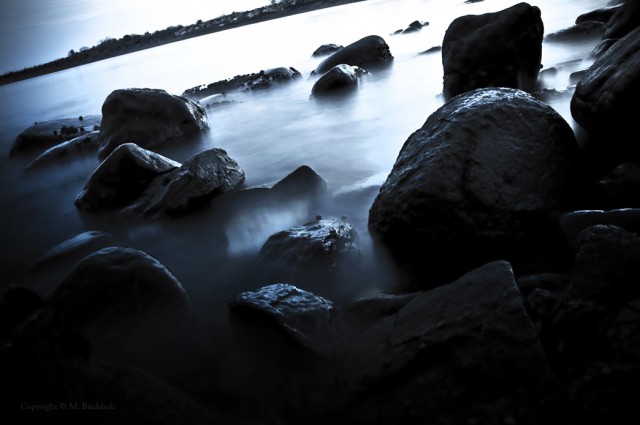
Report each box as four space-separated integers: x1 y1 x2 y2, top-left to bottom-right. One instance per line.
0 0 270 74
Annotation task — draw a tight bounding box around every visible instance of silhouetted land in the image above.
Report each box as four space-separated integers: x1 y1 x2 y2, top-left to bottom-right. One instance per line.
0 0 363 86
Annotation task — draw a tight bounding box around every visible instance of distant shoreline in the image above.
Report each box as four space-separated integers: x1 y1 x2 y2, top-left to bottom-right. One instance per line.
0 0 364 87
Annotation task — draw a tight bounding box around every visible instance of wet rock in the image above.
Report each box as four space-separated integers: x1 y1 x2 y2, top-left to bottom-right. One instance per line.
339 261 549 424
419 45 441 55
129 147 245 217
47 246 192 370
544 21 606 42
442 2 543 100
254 218 358 285
369 88 585 287
10 115 101 157
97 88 209 160
394 20 429 34
25 130 100 171
228 283 343 356
575 5 620 25
312 43 343 57
271 164 327 198
312 35 394 75
344 291 419 330
559 209 640 250
182 67 301 101
603 0 640 41
31 230 114 271
311 64 366 97
570 26 640 164
75 142 181 212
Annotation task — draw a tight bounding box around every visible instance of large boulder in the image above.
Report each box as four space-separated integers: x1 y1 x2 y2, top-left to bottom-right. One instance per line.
312 35 393 75
442 2 543 100
10 115 101 157
570 26 640 164
97 88 209 160
603 0 640 41
337 261 549 424
369 88 585 287
47 247 193 373
129 147 245 217
311 64 365 97
75 142 181 212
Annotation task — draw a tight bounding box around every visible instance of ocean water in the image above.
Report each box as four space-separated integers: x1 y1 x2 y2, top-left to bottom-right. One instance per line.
0 0 610 317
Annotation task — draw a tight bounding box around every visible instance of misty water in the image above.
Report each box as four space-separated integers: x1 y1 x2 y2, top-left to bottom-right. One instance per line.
0 0 609 364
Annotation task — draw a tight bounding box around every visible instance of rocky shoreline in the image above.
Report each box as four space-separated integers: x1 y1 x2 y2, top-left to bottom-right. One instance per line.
0 0 363 86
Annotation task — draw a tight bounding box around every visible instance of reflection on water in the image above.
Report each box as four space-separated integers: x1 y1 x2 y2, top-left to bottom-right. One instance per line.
0 0 609 315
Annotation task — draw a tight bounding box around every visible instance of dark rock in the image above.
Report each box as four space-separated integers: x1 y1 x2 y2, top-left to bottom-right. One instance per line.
419 45 441 55
569 69 588 85
228 283 343 355
344 292 419 330
30 230 114 271
129 147 245 217
559 209 640 250
369 88 585 287
0 285 45 339
254 218 358 286
47 247 192 370
182 67 301 101
597 163 640 208
312 35 394 75
396 20 429 34
544 21 606 42
10 115 101 157
97 88 209 160
311 64 365 96
549 225 640 358
339 261 549 424
312 43 343 57
571 26 640 164
75 142 181 212
442 2 543 100
575 5 620 25
271 164 327 198
604 0 640 41
25 130 100 171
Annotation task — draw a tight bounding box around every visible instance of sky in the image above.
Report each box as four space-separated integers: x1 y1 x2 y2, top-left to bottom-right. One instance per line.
0 0 270 74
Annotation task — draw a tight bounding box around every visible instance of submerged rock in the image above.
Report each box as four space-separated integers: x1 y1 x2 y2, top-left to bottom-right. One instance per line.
10 115 101 157
442 2 543 100
75 142 181 212
312 35 393 75
544 21 606 42
25 130 100 171
312 43 343 57
30 230 114 271
311 64 367 97
369 87 584 287
97 88 209 160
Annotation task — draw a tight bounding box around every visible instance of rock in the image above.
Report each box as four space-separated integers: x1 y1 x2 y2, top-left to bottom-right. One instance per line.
603 0 640 41
312 43 343 57
47 247 192 369
254 218 359 285
97 88 209 160
75 143 181 212
442 2 543 100
419 45 441 55
544 21 606 42
9 115 101 157
228 283 342 355
344 292 419 330
182 67 301 101
575 5 620 25
559 209 640 250
25 130 100 171
30 230 114 271
569 69 588 85
312 35 394 75
570 26 640 164
311 64 366 97
369 88 585 287
549 225 640 356
0 285 45 339
597 163 640 208
340 261 549 424
271 164 327 198
129 147 245 217
0 308 233 425
395 20 429 34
